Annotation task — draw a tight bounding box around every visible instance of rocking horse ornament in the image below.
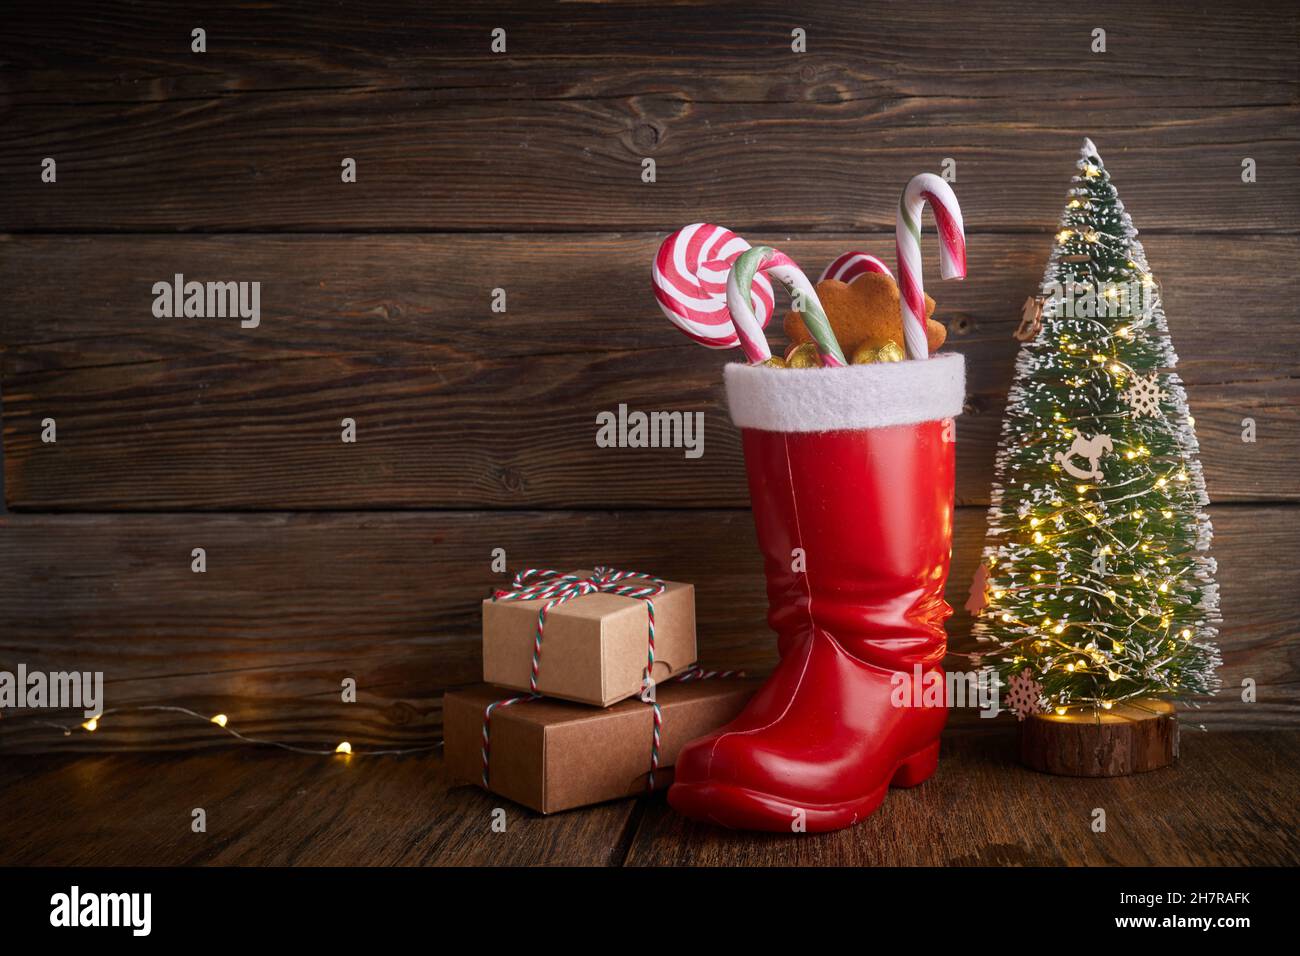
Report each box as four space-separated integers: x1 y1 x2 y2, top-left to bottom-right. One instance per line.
1055 432 1112 481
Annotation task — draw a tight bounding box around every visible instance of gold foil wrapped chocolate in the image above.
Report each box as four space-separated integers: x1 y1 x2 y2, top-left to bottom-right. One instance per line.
851 340 905 364
784 342 822 368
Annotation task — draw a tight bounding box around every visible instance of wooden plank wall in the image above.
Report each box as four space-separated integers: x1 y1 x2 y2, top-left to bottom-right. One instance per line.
1 1 1297 749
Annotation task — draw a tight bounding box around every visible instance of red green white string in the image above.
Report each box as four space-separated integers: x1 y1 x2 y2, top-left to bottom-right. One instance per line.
481 568 744 792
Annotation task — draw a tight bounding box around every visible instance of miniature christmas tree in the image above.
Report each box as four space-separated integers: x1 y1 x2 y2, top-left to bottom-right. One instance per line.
973 139 1221 719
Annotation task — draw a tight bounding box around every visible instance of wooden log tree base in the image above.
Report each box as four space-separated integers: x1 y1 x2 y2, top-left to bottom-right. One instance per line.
1019 699 1179 777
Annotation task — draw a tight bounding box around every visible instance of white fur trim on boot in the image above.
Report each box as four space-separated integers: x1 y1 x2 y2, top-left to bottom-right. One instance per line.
724 352 966 432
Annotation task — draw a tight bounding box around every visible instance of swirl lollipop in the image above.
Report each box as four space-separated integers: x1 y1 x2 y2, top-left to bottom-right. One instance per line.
653 223 775 358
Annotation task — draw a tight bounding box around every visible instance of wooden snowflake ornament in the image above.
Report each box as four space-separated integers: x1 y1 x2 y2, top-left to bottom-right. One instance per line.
1122 372 1164 419
1005 668 1044 721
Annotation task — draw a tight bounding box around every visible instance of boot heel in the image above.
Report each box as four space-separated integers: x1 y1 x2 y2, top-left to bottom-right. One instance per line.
890 740 940 788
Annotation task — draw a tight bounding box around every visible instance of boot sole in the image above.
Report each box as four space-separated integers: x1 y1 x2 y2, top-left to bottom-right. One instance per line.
667 739 940 833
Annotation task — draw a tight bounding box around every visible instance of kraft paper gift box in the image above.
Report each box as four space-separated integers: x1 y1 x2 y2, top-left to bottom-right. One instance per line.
482 573 697 707
444 678 758 814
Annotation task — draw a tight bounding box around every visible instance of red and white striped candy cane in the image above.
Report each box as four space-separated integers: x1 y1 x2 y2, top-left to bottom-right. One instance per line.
652 223 775 352
896 173 966 360
819 251 895 284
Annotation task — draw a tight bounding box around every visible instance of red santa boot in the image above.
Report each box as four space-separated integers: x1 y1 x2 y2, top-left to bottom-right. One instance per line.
668 354 965 832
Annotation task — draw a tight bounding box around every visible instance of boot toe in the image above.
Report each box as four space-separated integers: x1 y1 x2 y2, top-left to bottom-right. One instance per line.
668 730 834 831
671 730 725 786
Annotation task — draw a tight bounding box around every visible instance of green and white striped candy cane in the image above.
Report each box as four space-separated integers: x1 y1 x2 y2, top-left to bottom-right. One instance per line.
726 246 847 367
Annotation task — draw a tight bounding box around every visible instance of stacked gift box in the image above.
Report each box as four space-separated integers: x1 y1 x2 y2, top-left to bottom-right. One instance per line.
444 569 756 813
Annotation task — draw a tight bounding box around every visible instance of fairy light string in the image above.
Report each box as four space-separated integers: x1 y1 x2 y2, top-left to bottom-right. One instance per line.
4 570 743 759
973 140 1221 716
6 705 439 756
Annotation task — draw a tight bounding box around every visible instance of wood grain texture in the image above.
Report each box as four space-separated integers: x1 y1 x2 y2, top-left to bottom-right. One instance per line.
623 730 1300 866
8 0 1295 109
0 505 1292 753
2 731 1295 865
0 749 635 866
3 233 1295 510
0 1 1294 767
1020 700 1179 776
1 1 1296 232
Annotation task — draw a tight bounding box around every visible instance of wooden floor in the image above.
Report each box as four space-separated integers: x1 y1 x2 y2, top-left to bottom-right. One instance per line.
3 729 1295 866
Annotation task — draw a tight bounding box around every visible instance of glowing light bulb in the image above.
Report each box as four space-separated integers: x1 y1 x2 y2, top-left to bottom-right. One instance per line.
336 742 352 754
1180 628 1192 638
1033 531 1044 544
211 714 228 728
1056 229 1073 243
82 718 99 732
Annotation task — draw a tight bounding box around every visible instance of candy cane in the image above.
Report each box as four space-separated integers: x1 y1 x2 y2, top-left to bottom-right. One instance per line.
896 173 966 360
728 247 847 367
820 251 894 284
652 223 775 351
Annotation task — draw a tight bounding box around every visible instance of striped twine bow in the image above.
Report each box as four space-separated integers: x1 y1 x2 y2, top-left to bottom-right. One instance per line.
643 665 747 791
480 567 666 787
